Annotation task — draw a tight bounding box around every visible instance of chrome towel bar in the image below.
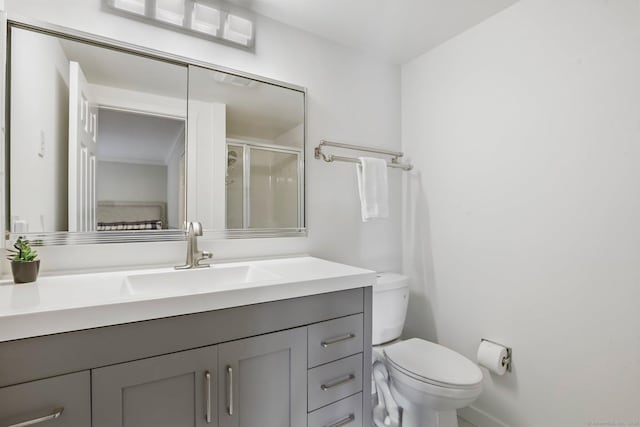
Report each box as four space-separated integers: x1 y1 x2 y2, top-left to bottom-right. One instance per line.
314 140 413 171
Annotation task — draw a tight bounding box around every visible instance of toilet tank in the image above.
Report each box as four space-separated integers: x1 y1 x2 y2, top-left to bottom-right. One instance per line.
372 273 410 345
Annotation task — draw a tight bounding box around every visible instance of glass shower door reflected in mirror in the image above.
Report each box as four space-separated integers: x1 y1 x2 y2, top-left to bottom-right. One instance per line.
249 148 300 229
226 144 244 229
225 143 301 230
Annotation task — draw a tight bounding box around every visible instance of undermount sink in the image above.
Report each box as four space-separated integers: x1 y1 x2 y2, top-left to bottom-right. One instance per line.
123 265 281 296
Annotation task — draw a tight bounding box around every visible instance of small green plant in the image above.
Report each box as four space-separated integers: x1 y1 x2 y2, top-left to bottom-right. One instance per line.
7 236 38 262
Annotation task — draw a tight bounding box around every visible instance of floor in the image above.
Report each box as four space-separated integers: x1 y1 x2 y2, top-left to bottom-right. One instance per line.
458 416 476 427
371 389 477 426
370 417 475 427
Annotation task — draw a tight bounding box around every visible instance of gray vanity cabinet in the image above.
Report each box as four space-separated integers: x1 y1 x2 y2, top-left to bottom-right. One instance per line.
90 328 307 427
0 288 372 427
218 327 307 427
91 345 218 427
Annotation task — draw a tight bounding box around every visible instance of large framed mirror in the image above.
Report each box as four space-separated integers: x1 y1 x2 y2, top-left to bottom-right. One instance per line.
187 65 305 235
2 18 306 245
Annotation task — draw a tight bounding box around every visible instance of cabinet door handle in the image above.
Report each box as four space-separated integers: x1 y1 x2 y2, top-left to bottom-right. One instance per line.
321 333 355 348
226 366 233 416
320 374 356 391
8 408 64 427
205 371 212 423
326 414 355 427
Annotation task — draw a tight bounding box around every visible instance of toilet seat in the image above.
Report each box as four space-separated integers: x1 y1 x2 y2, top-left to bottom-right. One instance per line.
383 338 483 390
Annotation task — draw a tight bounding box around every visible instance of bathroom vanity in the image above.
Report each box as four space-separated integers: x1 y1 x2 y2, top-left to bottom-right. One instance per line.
0 13 375 427
0 257 374 427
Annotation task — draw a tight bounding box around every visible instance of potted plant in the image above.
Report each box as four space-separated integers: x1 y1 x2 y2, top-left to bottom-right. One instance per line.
7 236 40 284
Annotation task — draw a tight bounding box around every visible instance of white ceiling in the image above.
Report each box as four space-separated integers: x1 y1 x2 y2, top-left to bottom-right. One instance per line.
59 38 188 99
189 67 305 141
229 0 518 63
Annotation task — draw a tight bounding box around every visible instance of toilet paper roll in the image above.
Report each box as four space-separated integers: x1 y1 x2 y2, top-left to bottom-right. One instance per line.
477 340 508 375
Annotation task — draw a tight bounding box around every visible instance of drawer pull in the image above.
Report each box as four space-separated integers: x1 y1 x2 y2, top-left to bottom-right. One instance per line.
226 366 234 416
320 374 356 391
326 414 355 427
205 371 212 423
321 333 356 348
8 408 64 427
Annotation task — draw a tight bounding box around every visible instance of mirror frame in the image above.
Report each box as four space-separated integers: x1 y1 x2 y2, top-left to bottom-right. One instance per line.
0 13 308 246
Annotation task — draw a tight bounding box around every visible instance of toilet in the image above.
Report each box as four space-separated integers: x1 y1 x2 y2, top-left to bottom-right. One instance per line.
372 273 483 427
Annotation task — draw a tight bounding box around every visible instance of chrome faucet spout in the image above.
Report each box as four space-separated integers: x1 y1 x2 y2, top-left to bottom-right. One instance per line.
175 221 211 270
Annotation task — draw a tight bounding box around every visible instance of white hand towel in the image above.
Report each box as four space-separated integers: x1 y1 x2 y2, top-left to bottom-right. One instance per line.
372 380 388 427
356 157 389 222
372 361 401 427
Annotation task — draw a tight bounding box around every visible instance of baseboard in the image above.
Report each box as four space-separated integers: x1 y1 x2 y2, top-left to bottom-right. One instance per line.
458 406 509 427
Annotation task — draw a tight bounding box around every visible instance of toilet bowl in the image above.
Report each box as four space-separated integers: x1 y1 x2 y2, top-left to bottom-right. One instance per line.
372 274 483 427
383 338 482 427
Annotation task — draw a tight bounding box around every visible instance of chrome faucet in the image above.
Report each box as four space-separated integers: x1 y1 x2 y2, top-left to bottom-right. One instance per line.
175 221 212 269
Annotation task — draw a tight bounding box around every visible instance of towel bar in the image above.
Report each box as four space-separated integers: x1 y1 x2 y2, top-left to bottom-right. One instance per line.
315 140 413 171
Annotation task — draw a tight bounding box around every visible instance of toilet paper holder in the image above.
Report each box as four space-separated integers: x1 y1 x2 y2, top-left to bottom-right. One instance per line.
480 338 512 372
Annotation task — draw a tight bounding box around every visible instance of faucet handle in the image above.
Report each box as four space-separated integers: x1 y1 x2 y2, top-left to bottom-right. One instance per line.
192 221 203 236
183 221 204 236
195 251 213 268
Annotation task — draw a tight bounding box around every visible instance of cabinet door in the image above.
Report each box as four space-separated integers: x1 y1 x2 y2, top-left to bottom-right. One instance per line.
218 327 307 427
92 345 217 427
0 371 90 427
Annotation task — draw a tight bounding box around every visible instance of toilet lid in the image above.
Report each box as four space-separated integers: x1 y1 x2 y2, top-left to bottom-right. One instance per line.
383 338 483 388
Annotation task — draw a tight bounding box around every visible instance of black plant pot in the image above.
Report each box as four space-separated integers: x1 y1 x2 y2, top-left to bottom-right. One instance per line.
11 260 40 284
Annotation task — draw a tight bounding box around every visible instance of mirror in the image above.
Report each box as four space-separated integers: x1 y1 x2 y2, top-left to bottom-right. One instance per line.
187 66 305 231
4 21 306 244
7 26 188 236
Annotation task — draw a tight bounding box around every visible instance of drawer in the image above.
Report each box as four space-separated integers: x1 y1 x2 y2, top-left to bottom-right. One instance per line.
308 313 363 368
308 353 363 411
308 393 362 427
0 371 90 427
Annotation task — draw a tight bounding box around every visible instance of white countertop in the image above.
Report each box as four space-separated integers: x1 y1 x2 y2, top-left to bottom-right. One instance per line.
0 256 375 342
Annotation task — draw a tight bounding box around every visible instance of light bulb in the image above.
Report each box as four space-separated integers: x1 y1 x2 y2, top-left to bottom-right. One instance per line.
156 0 185 26
113 0 145 15
223 14 253 46
191 3 220 35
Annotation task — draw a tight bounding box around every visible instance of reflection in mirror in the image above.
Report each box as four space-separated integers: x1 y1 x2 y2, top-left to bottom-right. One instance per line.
8 27 188 235
95 109 186 231
187 66 305 231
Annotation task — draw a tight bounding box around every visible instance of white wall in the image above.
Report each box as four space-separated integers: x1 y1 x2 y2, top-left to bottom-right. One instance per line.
97 161 167 203
2 0 401 274
90 84 186 118
166 128 184 229
10 28 69 232
274 123 303 149
402 1 640 426
187 99 226 230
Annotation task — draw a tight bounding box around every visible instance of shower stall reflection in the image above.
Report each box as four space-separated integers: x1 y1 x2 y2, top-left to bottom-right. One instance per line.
226 142 301 229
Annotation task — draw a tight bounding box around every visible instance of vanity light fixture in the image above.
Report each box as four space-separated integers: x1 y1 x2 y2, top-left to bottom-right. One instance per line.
104 0 254 49
191 3 221 36
223 14 252 46
212 70 257 87
155 0 186 26
113 0 146 15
